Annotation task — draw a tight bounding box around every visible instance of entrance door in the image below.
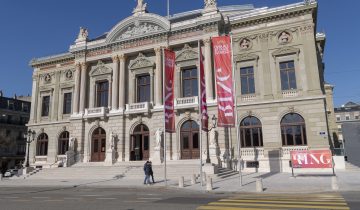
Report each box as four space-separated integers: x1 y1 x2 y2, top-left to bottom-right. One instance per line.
180 120 200 159
130 124 149 161
91 127 106 162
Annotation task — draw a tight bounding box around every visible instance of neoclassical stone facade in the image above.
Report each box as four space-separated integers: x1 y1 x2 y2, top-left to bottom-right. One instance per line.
27 0 332 172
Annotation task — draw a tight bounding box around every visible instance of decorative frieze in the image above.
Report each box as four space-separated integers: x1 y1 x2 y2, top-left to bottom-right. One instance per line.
90 61 113 76
176 44 198 62
128 53 154 70
86 49 112 58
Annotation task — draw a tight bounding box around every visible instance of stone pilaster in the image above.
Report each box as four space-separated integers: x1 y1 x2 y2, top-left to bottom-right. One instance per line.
154 47 162 106
30 74 39 123
79 62 88 113
111 56 119 110
118 54 126 110
73 63 81 114
204 38 214 100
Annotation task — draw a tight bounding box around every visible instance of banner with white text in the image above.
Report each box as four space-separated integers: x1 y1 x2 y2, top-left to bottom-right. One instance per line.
164 49 176 133
290 150 333 168
212 36 235 127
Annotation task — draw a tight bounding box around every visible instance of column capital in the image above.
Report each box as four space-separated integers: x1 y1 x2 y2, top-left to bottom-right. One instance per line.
203 37 212 45
80 62 87 69
118 54 126 61
112 55 119 62
154 47 162 55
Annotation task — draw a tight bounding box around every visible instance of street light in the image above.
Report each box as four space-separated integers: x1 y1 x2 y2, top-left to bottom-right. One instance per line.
205 115 217 164
24 129 36 168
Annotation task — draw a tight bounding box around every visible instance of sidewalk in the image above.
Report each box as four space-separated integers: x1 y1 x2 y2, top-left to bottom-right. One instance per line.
1 171 359 193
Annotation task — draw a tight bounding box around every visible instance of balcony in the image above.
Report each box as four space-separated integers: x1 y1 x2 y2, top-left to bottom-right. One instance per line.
282 89 299 98
125 102 150 114
241 94 256 102
175 96 198 109
281 146 309 158
35 156 47 163
241 148 265 159
84 107 109 119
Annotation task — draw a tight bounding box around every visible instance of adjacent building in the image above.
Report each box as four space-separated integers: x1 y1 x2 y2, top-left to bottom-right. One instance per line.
0 91 31 173
27 0 332 172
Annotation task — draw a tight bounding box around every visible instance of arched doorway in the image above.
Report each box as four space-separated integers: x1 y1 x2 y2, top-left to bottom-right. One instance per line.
91 127 106 162
130 124 149 161
58 131 69 155
180 120 199 159
37 133 48 156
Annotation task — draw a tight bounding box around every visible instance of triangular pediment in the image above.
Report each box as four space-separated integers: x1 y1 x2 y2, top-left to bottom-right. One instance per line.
106 13 170 43
176 44 198 62
90 60 112 76
129 53 154 70
272 46 300 58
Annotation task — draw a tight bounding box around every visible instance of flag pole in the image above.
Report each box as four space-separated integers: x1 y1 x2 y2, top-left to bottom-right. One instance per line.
230 33 242 186
162 48 167 186
198 40 203 187
167 0 170 18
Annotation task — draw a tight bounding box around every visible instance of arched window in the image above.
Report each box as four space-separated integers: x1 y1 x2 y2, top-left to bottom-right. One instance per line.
58 131 69 155
37 133 48 156
180 120 200 159
281 113 307 146
240 116 263 147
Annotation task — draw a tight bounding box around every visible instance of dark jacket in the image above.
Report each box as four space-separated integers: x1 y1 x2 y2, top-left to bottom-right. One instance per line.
144 162 152 175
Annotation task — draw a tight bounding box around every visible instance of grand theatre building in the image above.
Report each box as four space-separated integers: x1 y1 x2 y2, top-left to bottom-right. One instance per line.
27 0 333 172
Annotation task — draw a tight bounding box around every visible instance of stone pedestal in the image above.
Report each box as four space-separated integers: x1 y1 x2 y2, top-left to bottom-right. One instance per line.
202 163 218 175
65 151 75 167
104 149 115 166
150 148 163 165
209 144 221 166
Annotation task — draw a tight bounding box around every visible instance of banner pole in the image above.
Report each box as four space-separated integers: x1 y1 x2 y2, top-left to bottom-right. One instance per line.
332 156 336 176
162 48 167 186
230 33 242 187
198 40 203 187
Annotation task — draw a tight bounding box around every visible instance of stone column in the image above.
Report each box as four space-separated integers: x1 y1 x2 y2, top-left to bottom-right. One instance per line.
150 71 154 103
118 54 126 111
79 62 88 113
30 74 39 123
129 73 135 104
154 47 162 106
51 72 60 121
175 67 181 98
204 38 214 100
73 63 81 114
111 56 119 110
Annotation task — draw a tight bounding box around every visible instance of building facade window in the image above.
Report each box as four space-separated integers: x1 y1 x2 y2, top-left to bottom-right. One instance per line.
182 68 198 97
96 81 109 107
336 115 341 121
345 115 350 121
280 61 297 91
240 66 255 95
63 92 72 114
58 131 69 155
36 133 48 156
281 113 307 146
41 96 50 117
240 116 263 147
137 75 150 103
180 120 200 159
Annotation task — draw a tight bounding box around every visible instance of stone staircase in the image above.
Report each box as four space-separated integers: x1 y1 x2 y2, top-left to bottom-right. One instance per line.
345 162 360 171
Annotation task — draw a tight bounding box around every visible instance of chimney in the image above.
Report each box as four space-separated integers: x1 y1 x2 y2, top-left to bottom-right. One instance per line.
0 90 3 97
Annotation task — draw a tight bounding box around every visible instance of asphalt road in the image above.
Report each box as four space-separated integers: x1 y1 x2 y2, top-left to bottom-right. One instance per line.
0 186 359 210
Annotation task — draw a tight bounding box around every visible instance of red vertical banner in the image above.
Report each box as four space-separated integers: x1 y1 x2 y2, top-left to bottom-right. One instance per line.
212 36 235 127
164 49 176 133
199 47 209 131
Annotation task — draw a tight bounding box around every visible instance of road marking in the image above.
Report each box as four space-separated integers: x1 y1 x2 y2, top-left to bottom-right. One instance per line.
43 200 63 202
79 195 103 197
198 206 274 210
64 197 82 200
138 197 161 200
95 198 116 200
123 200 147 203
4 197 19 199
32 197 49 199
11 200 31 202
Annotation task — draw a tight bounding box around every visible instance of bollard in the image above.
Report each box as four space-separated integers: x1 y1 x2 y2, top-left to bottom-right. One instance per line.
191 174 197 185
0 174 2 181
202 172 207 183
256 178 263 192
206 176 213 191
331 176 339 191
179 176 184 188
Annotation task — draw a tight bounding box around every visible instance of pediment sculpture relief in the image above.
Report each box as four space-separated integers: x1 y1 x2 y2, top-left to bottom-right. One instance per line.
278 31 292 44
90 60 112 76
176 44 198 62
129 53 154 70
239 38 252 50
117 21 163 41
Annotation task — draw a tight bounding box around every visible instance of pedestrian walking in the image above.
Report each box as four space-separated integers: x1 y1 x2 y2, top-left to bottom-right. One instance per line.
143 161 151 185
149 161 155 183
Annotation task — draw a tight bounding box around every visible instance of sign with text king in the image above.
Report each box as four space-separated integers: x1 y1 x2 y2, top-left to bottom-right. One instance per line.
290 150 333 168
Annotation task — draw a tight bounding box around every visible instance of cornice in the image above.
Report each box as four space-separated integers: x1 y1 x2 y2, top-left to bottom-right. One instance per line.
30 53 75 68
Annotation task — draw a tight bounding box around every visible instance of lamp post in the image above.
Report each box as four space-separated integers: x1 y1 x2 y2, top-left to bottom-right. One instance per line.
24 129 36 168
205 115 217 164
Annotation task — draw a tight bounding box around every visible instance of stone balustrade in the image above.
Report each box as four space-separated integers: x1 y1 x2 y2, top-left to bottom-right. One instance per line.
281 146 309 158
175 96 198 109
35 156 47 163
241 148 265 158
282 89 299 98
84 107 109 119
241 94 257 102
125 102 150 114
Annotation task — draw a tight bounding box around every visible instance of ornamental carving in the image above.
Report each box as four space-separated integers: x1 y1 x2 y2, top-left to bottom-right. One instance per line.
272 46 300 60
65 70 73 80
117 21 163 40
239 38 252 50
278 31 292 44
128 53 154 70
176 44 198 62
44 74 52 83
235 53 259 63
90 60 113 76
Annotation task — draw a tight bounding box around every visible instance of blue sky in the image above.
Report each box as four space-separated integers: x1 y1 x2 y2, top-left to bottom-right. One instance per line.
0 0 358 107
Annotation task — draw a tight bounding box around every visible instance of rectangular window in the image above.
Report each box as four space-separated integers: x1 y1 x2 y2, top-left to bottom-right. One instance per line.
336 115 341 121
345 115 350 121
240 66 255 95
137 75 150 102
182 68 198 97
355 115 359 120
63 92 72 114
41 96 50 117
23 103 29 112
280 61 297 91
96 81 109 107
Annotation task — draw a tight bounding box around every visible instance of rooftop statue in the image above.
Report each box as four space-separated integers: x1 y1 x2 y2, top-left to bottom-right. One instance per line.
133 0 147 16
